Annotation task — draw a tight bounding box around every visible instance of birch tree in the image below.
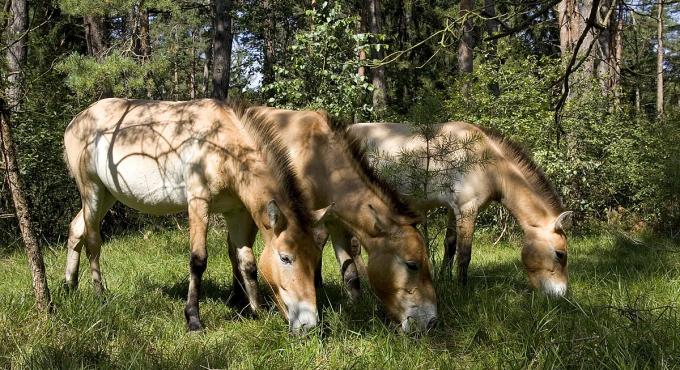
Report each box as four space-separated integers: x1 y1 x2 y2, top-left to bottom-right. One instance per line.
1 0 52 313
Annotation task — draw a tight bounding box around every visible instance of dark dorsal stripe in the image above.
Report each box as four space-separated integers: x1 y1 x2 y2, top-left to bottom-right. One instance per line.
323 113 421 222
476 125 564 213
227 101 312 227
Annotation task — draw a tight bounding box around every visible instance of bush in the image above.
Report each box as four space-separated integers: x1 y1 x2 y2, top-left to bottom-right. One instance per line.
263 2 373 117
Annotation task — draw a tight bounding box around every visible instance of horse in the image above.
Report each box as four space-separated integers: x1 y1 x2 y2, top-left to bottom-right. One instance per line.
241 108 437 332
63 98 330 333
346 121 573 296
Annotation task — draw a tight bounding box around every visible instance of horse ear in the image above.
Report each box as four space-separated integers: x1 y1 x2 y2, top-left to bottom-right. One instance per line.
267 200 287 234
311 203 335 226
554 211 573 232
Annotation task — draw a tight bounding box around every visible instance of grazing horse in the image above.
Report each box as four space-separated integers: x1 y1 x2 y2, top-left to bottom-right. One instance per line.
347 122 573 296
63 98 329 332
233 108 437 332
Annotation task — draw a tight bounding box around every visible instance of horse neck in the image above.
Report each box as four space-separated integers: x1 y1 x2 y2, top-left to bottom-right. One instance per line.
232 163 295 236
497 161 558 232
329 175 395 243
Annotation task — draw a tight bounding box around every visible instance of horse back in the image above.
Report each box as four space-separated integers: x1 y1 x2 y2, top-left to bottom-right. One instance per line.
63 98 248 214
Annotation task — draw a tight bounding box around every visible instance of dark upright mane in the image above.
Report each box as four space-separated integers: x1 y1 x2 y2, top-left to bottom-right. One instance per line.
323 113 421 221
476 125 564 213
227 101 312 226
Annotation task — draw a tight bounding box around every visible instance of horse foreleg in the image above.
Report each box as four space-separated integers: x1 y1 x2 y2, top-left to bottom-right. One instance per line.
328 224 361 302
185 197 209 331
348 237 367 279
224 211 261 314
312 225 329 291
442 209 457 278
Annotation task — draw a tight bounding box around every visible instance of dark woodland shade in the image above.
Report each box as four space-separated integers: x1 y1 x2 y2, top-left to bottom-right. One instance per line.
476 125 565 213
324 113 421 222
227 101 313 227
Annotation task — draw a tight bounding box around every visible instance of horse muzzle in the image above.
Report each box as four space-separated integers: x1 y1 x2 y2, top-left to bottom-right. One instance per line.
400 303 438 334
541 279 567 297
287 301 318 334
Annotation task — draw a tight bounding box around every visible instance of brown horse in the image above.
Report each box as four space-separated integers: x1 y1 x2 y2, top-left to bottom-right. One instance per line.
63 98 330 332
348 122 573 296
231 108 437 332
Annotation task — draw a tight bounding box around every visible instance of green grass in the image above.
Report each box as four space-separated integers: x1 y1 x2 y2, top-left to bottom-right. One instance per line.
1 228 679 369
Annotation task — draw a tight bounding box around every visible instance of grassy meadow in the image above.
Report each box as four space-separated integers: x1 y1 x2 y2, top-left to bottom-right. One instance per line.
1 227 679 369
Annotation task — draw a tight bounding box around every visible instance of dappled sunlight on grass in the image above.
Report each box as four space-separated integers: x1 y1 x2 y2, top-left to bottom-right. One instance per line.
1 229 679 368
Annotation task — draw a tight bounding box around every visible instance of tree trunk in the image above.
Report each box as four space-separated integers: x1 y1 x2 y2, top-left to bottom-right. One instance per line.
657 0 664 117
484 0 498 35
139 5 150 60
261 0 276 90
173 60 179 100
610 3 623 101
212 0 233 100
203 42 212 98
595 0 612 82
458 0 473 74
0 107 52 313
5 0 27 109
2 0 52 313
190 31 197 100
580 0 595 75
557 0 580 56
84 15 107 60
368 0 386 114
484 0 500 95
84 14 113 98
632 11 640 114
357 3 368 79
141 5 152 98
130 1 150 58
172 29 179 100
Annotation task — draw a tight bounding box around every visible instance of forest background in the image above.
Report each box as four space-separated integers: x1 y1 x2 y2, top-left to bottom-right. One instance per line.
1 1 680 367
1 0 679 248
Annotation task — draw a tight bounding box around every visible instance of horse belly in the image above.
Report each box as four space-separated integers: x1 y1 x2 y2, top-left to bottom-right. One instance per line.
94 141 188 215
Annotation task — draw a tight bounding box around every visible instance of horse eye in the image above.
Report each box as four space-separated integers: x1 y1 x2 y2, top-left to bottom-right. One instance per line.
405 261 419 271
555 251 566 261
280 254 293 265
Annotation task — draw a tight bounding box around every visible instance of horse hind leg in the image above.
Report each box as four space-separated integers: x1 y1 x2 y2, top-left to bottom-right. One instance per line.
64 209 85 290
455 210 477 285
80 184 115 294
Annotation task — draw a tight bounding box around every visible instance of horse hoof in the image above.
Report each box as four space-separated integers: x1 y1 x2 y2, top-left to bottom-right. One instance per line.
62 280 78 292
93 282 106 295
187 320 204 332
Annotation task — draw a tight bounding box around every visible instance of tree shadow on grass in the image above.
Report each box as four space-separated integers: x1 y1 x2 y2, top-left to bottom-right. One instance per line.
421 232 680 355
153 278 231 303
143 277 281 322
23 345 111 369
572 232 680 284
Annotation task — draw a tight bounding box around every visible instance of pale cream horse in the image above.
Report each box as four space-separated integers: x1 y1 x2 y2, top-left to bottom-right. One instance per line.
247 108 437 332
63 98 330 332
348 122 573 296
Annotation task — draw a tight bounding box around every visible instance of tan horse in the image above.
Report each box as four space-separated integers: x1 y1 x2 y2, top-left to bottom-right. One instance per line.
63 98 330 332
348 122 573 296
232 108 437 332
